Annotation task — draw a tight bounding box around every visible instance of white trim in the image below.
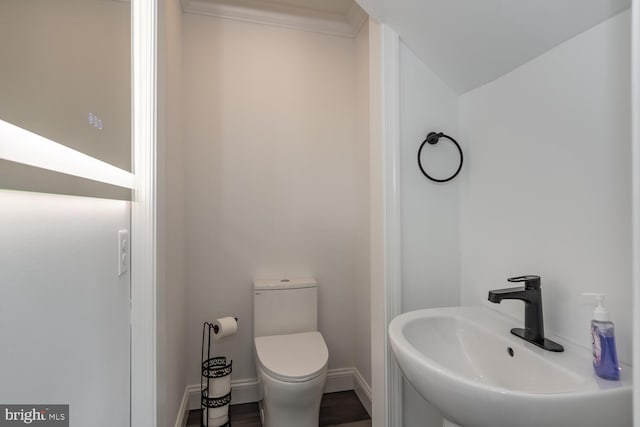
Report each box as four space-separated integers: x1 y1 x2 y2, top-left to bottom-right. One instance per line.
186 378 262 411
174 387 190 427
368 18 386 427
0 120 134 189
325 367 355 393
186 383 202 412
181 367 368 420
186 379 262 412
130 0 157 425
346 1 368 35
181 0 365 38
632 1 640 426
353 368 372 417
227 377 261 405
380 24 403 427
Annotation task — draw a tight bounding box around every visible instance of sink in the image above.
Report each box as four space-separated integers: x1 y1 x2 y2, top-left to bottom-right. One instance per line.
388 306 632 427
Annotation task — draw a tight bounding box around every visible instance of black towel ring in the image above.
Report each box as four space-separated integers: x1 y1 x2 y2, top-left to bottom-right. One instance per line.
417 131 463 183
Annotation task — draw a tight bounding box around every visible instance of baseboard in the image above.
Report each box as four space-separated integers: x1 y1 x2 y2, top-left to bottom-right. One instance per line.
185 377 261 413
186 384 202 414
352 368 372 417
178 367 372 423
174 386 190 427
324 367 355 393
228 377 261 404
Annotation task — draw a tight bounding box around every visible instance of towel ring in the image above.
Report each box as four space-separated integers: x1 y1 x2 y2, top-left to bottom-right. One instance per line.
417 132 463 183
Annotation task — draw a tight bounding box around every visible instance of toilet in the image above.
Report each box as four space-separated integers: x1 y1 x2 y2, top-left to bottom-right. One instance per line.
253 278 329 427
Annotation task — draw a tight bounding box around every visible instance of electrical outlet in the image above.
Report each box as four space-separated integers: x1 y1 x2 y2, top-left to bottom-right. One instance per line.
118 230 129 276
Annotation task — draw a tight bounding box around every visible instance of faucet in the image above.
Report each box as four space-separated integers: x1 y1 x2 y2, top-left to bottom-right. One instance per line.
488 275 564 352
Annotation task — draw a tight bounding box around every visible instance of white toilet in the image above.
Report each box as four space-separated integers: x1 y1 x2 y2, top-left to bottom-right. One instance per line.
253 278 329 427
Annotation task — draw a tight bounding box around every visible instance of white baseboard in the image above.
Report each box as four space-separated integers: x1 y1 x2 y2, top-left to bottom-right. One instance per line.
186 377 260 412
324 367 354 393
228 377 261 404
174 386 190 427
352 368 372 417
177 367 372 424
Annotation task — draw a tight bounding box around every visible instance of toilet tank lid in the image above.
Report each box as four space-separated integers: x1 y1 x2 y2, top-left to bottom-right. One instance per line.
254 277 317 290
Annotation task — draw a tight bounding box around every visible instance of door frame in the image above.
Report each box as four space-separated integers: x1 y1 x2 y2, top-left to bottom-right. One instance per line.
632 1 640 426
369 20 403 427
131 0 158 426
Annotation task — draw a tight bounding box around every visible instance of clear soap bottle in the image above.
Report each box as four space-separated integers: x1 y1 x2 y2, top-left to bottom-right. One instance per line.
583 293 619 381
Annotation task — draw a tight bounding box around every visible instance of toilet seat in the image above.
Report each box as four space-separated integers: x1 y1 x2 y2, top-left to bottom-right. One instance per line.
255 332 328 383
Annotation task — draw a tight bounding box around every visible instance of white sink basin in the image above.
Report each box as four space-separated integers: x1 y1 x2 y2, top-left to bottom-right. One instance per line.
388 306 632 427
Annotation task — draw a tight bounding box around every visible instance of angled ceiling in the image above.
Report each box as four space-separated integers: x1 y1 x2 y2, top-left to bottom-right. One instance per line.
356 0 631 93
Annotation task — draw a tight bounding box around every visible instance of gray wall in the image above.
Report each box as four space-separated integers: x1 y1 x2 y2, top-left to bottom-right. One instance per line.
157 0 188 425
459 11 632 363
397 10 632 426
0 191 131 426
182 13 369 387
399 41 460 427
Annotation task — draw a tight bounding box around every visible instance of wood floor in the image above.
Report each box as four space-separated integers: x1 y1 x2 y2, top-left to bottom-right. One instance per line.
188 390 371 427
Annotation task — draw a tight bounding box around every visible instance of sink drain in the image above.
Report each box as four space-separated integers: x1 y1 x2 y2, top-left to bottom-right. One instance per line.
507 347 514 357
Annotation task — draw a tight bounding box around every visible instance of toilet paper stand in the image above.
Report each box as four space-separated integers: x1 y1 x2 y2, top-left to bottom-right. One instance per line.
201 321 235 427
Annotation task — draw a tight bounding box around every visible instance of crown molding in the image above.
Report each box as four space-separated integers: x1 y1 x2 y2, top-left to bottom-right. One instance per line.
181 0 366 38
347 1 368 34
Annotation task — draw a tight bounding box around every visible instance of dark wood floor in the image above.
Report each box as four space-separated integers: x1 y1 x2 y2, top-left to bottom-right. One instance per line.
188 390 370 427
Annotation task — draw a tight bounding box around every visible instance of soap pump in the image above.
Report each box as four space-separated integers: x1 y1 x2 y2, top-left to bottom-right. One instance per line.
583 293 619 380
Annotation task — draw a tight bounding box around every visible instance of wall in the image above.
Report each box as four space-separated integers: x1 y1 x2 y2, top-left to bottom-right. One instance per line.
354 19 372 395
0 191 130 426
398 41 460 427
182 13 368 387
460 11 632 363
157 0 187 425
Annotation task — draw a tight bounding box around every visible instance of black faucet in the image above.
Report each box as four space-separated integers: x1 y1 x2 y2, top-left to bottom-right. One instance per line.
488 275 564 352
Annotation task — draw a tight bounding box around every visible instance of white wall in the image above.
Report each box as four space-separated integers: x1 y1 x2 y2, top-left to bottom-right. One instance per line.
398 41 460 427
460 11 632 363
355 19 372 392
182 14 369 386
0 191 131 426
157 0 187 425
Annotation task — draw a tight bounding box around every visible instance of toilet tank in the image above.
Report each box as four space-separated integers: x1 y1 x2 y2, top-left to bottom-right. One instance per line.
253 278 318 337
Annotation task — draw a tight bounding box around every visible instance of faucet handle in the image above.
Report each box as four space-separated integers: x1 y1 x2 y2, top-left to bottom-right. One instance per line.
507 275 541 290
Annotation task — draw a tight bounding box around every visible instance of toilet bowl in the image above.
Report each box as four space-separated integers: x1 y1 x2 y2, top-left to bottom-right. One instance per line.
255 331 328 427
253 278 328 427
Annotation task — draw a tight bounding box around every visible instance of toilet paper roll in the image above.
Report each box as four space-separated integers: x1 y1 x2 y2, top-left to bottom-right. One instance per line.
206 375 231 397
213 316 238 340
202 408 228 427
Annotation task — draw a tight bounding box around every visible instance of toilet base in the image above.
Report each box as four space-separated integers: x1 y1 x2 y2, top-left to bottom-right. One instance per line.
257 366 327 427
258 400 264 425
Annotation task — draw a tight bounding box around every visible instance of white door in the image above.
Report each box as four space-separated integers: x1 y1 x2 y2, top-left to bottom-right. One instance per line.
0 190 131 426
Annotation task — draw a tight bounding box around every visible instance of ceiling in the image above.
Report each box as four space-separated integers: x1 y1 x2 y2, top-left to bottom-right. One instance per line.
356 0 631 93
183 0 631 92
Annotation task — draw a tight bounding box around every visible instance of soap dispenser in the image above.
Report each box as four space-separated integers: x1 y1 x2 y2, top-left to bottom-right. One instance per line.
583 293 619 380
